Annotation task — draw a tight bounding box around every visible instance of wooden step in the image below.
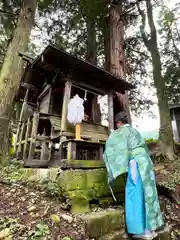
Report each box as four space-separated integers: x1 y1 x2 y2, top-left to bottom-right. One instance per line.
24 159 49 168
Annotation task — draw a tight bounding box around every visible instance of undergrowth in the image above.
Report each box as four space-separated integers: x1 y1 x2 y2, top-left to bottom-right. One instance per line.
0 161 64 200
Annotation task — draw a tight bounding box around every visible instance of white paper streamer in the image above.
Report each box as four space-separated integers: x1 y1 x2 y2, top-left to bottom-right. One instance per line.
67 94 84 125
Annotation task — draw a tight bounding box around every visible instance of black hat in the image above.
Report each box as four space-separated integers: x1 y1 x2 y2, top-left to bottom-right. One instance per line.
115 111 127 123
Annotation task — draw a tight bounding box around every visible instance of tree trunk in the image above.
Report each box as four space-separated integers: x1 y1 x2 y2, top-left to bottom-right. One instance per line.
0 0 37 164
86 17 97 65
137 0 175 160
86 16 101 123
151 47 175 160
105 2 131 123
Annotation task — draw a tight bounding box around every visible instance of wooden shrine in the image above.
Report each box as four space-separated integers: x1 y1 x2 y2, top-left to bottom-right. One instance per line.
15 45 134 167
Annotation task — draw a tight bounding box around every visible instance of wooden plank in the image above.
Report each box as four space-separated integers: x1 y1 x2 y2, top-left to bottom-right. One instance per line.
23 118 31 160
38 84 50 100
28 112 39 160
39 91 51 114
61 80 72 131
92 97 101 124
17 122 26 158
67 141 76 160
40 141 49 161
14 89 29 151
108 92 114 132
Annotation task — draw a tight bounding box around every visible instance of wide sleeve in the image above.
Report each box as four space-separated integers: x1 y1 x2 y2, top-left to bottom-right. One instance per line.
103 127 130 183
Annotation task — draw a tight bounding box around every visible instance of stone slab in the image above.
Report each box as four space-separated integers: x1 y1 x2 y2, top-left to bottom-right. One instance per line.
79 208 124 238
98 230 128 240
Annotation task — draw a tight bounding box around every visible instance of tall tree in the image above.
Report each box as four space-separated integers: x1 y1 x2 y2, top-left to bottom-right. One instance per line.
0 0 37 164
137 0 175 160
104 1 131 123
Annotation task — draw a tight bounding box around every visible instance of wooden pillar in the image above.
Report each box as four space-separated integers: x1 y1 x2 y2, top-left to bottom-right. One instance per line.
28 112 39 160
40 141 49 161
17 122 25 159
23 117 31 160
67 141 76 160
14 89 29 151
61 80 72 132
108 92 114 132
92 96 101 124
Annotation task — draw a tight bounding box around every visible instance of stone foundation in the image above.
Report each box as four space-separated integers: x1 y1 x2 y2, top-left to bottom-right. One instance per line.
19 167 125 213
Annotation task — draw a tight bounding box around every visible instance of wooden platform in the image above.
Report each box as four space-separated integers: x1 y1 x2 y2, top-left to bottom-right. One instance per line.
60 139 105 161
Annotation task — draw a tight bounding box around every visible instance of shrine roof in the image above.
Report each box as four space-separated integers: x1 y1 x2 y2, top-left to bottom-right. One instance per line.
21 45 134 94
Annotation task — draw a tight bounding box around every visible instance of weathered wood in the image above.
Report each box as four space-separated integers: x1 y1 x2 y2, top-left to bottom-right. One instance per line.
28 112 39 160
50 115 108 141
21 83 37 91
108 92 114 132
92 97 101 124
61 80 72 131
99 146 104 161
39 90 51 114
38 84 50 100
14 89 29 151
23 117 31 160
40 141 49 161
17 122 26 159
72 80 105 95
67 141 76 160
24 159 49 168
48 87 54 114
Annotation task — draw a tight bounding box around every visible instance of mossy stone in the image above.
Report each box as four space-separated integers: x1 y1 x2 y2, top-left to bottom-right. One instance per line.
70 198 90 213
80 208 124 238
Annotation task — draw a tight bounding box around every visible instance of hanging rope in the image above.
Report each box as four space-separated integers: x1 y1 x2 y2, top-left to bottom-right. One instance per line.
67 94 84 125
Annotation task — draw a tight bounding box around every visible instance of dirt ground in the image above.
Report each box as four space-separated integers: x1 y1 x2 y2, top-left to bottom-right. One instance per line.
0 181 179 240
0 182 89 240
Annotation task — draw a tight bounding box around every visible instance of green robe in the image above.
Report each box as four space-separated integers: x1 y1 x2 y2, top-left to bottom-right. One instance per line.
103 124 164 231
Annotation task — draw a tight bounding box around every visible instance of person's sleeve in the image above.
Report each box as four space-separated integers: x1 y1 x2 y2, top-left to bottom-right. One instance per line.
103 152 114 185
104 128 129 184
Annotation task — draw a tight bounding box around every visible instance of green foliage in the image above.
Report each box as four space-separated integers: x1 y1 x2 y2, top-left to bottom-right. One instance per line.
145 138 158 144
0 162 63 200
158 5 180 104
62 237 72 240
0 217 50 239
27 223 50 239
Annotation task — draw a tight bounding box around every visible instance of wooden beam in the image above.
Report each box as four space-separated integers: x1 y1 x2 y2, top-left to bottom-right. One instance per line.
17 122 26 159
108 92 114 132
28 112 39 160
67 141 76 160
61 80 72 131
37 84 51 100
14 89 29 151
71 80 106 95
23 118 31 160
40 141 49 161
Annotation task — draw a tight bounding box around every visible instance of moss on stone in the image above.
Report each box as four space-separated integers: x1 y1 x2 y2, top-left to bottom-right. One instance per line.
62 159 105 168
70 198 90 213
80 208 124 238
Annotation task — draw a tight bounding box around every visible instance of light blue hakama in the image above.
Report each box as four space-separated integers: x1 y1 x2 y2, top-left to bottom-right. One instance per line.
125 160 148 234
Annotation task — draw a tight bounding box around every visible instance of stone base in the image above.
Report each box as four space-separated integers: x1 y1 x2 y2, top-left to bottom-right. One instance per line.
19 167 125 213
79 208 124 239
